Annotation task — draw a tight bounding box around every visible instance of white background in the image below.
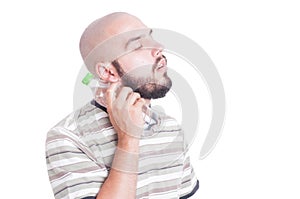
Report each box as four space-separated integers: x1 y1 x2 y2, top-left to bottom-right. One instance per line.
1 0 299 198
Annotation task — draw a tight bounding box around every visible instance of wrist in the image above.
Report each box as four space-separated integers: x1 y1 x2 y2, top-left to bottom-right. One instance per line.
117 134 140 153
112 147 139 174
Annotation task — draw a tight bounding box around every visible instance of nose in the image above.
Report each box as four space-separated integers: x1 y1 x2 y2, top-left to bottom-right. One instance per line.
149 38 164 57
151 46 163 58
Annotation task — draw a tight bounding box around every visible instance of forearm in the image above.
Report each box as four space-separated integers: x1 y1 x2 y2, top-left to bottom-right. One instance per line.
96 136 139 199
97 85 144 198
96 168 137 199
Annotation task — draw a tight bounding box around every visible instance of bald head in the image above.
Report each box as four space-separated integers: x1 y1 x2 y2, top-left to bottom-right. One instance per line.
79 12 147 62
79 13 170 100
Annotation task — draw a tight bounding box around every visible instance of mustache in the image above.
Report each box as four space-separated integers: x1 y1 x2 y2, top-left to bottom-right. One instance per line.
153 54 167 71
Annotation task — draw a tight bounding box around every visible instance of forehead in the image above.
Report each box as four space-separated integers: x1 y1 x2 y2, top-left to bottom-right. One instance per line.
117 28 152 42
85 28 154 63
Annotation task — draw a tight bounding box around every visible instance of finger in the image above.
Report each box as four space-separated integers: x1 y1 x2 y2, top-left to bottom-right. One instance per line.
134 98 146 108
106 82 121 110
127 92 141 106
116 87 133 103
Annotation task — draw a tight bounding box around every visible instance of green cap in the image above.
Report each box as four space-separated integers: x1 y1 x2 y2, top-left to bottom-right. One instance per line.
82 73 94 85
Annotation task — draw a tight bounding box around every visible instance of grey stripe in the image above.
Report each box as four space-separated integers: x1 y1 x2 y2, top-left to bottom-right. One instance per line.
46 102 198 199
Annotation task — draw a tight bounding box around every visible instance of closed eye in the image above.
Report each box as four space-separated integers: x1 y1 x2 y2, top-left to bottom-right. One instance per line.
127 40 143 51
125 29 152 50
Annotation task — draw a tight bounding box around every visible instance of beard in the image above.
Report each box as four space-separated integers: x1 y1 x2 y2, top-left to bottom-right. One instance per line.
112 59 172 99
122 73 172 99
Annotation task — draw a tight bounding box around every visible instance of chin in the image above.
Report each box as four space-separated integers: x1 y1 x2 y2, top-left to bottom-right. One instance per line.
136 79 172 100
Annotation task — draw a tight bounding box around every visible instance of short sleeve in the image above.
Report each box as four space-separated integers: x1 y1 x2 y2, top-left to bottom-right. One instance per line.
179 150 199 198
46 127 108 199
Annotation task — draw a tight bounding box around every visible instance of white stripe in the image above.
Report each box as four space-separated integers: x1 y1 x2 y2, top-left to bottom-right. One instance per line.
66 121 77 131
100 146 116 157
94 111 108 119
137 171 182 188
146 190 179 199
162 119 180 126
86 127 115 139
77 112 107 127
46 139 75 151
51 168 107 188
138 153 183 176
102 128 116 136
83 127 115 143
139 136 178 146
180 175 198 196
182 167 192 178
52 127 82 143
63 112 76 131
48 157 90 170
78 115 97 127
61 188 99 199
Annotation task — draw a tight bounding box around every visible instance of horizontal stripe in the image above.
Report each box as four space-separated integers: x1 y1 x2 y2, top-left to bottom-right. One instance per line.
139 136 180 146
50 168 107 187
62 187 99 199
137 171 182 188
46 101 198 199
46 138 77 151
139 190 179 199
55 181 101 196
46 150 86 160
48 156 94 170
180 180 199 199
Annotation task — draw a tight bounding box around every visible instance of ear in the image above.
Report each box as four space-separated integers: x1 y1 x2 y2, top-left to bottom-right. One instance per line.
95 62 119 82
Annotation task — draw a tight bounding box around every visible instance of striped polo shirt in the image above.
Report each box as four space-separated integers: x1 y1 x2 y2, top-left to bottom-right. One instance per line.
46 101 199 199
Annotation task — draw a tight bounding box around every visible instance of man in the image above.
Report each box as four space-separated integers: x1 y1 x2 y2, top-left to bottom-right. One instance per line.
46 12 199 199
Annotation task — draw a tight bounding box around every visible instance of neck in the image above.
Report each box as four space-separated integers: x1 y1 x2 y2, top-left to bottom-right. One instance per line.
94 88 108 107
94 88 152 108
144 99 151 107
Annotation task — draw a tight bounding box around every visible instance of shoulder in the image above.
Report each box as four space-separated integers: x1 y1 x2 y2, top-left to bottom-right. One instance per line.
46 101 112 141
156 112 182 132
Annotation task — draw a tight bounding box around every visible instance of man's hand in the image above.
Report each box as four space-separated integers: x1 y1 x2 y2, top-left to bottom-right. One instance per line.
106 82 146 151
95 82 143 199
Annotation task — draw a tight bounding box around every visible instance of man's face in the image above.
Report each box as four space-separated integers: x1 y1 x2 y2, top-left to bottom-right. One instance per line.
113 29 172 99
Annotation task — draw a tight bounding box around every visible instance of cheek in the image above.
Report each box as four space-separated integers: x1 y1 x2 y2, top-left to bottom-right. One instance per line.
120 51 155 72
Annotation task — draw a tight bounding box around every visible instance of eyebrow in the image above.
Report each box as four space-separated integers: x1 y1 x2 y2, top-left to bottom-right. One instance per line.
125 29 153 49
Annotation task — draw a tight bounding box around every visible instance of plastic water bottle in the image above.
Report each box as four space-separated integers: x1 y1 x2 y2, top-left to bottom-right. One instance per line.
82 73 163 136
82 72 110 107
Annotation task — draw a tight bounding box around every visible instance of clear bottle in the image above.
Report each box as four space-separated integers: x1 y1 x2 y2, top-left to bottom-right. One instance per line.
82 72 110 107
82 73 163 137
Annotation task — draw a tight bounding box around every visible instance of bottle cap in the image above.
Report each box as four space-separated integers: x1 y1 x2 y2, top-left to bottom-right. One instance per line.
82 73 94 85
